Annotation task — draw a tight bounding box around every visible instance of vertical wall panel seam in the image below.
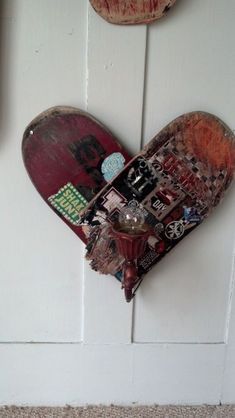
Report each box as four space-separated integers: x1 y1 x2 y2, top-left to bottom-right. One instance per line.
220 254 235 402
130 299 135 343
131 25 149 343
80 249 86 342
81 0 90 342
220 341 229 404
224 255 235 343
220 346 227 404
139 25 149 150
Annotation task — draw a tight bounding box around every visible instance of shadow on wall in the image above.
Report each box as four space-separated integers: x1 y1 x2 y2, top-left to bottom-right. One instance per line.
156 0 194 26
0 0 15 147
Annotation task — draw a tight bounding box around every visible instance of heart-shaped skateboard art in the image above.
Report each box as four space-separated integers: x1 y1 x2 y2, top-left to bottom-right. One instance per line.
89 0 177 25
22 108 235 299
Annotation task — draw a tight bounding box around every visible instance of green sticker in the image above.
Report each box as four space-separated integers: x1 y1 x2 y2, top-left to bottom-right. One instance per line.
48 183 88 225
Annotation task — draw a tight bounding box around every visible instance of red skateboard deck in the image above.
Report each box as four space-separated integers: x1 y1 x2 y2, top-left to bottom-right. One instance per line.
89 0 177 25
22 106 131 243
82 112 235 281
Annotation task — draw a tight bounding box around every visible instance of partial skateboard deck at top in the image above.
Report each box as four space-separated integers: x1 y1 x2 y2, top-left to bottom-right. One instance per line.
22 106 131 243
89 0 177 25
83 112 235 278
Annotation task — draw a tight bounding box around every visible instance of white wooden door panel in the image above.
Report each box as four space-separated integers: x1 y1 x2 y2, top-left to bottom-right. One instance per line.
132 343 225 405
0 342 225 406
83 6 147 343
134 0 235 343
0 0 87 341
14 0 87 129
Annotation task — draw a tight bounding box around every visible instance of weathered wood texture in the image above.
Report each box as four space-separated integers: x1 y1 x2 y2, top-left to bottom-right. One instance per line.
90 0 177 24
22 106 131 242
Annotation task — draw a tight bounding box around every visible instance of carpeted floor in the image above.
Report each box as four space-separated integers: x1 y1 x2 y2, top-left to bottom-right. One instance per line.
0 405 235 418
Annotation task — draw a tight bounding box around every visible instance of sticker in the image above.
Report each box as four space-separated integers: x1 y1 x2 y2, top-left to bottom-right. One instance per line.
154 223 164 235
183 206 202 223
165 221 184 240
48 183 88 225
126 157 158 199
151 197 167 212
139 250 159 270
101 152 125 182
128 199 139 208
143 175 186 221
102 187 127 213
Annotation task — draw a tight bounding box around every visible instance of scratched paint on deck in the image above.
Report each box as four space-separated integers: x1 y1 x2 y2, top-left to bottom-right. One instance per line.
22 106 131 243
89 0 177 25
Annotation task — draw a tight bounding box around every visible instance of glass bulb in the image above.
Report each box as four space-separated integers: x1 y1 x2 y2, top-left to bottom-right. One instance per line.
118 205 145 233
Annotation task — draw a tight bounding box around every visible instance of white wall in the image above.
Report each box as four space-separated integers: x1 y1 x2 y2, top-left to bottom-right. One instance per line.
0 0 235 406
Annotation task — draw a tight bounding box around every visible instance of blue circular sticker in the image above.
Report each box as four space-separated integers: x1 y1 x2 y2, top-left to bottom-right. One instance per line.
101 152 125 182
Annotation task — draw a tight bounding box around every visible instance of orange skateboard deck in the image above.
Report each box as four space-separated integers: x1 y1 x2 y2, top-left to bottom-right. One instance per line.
82 112 235 283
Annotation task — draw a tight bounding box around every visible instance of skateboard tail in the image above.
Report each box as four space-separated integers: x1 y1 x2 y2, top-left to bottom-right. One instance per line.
22 106 132 245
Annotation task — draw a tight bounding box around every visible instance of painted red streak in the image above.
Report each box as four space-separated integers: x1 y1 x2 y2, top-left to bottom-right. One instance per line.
148 0 160 13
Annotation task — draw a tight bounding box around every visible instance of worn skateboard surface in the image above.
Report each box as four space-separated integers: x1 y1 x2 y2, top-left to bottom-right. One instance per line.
22 106 131 243
90 0 177 25
83 112 235 278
